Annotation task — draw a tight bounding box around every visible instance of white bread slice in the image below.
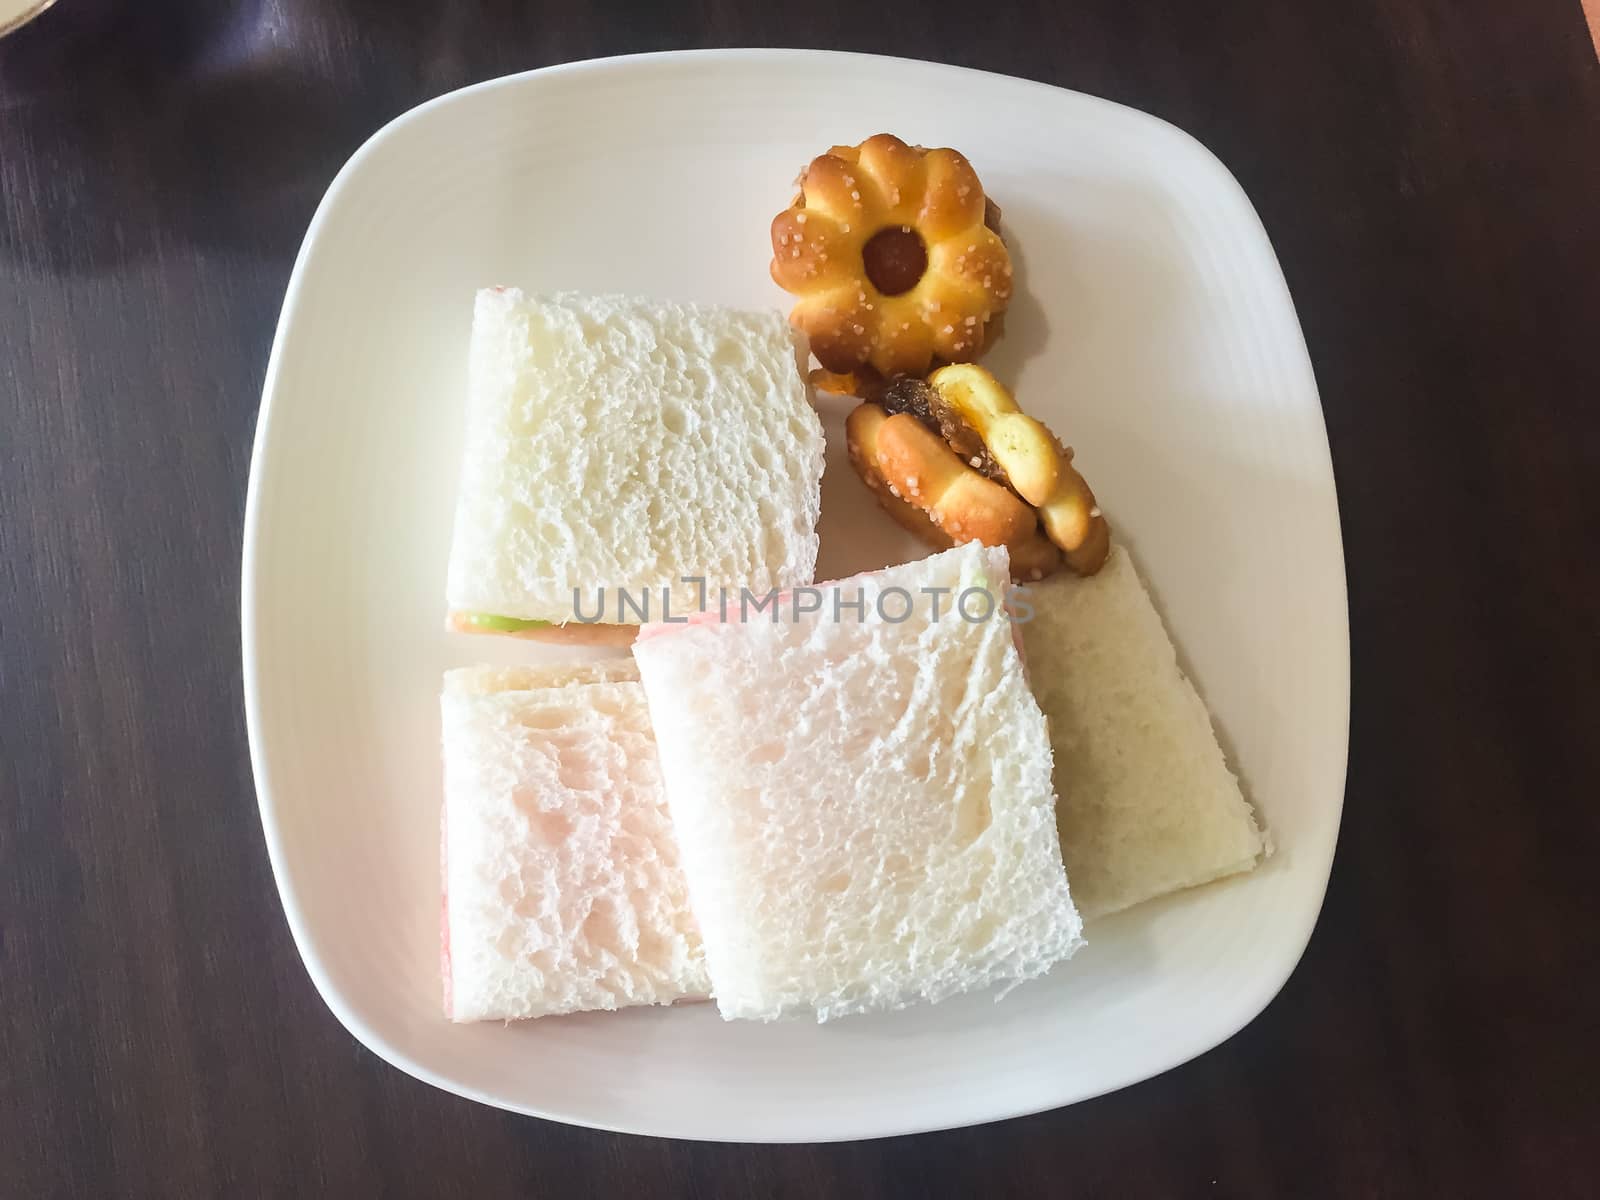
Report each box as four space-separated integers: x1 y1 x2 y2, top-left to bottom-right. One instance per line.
440 662 709 1021
1020 547 1266 919
632 542 1082 1022
445 289 825 629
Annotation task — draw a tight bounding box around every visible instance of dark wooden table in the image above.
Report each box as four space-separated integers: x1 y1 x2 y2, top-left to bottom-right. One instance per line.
3 2 1598 1196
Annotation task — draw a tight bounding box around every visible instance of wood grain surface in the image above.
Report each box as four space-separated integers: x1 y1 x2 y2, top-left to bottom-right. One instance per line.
3 2 1598 1196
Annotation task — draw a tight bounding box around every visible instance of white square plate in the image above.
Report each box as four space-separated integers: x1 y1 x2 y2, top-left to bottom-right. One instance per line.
244 49 1348 1141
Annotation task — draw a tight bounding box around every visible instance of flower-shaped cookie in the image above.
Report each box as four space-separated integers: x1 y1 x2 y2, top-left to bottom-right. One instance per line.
770 134 1013 377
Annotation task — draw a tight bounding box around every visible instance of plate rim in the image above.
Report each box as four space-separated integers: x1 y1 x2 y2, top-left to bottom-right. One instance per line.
242 45 1350 1142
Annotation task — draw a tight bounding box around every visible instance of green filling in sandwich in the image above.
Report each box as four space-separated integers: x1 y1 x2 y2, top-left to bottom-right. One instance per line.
461 612 550 633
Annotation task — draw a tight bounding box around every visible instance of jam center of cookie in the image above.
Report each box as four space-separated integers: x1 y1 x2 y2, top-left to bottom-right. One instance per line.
862 227 928 296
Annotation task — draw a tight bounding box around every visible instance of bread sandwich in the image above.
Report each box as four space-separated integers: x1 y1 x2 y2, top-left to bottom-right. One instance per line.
440 660 709 1021
1021 547 1267 918
445 289 827 644
631 542 1084 1022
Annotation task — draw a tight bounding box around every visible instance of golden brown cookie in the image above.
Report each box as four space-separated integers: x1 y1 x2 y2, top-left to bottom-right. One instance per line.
772 134 1013 378
846 402 1062 581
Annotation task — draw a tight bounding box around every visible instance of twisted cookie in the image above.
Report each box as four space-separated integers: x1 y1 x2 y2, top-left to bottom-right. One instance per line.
849 365 1110 577
846 402 1063 582
925 365 1110 574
